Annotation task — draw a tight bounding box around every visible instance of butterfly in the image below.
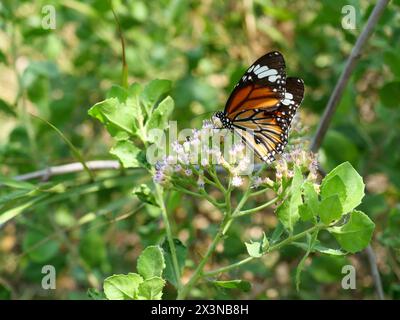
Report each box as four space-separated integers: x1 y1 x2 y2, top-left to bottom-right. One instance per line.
212 51 304 163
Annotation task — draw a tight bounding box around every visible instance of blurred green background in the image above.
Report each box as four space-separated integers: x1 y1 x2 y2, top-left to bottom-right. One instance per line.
0 0 400 299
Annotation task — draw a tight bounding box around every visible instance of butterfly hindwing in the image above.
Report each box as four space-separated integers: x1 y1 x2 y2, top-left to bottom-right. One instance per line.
276 77 305 126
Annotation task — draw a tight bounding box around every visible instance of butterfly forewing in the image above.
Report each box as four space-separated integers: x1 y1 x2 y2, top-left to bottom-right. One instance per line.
224 51 286 117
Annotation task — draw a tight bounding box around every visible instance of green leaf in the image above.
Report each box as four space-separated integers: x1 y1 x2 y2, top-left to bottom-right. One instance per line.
140 79 172 113
262 232 269 251
302 181 319 216
0 176 36 190
132 184 158 206
321 175 347 203
276 166 303 231
146 96 174 133
322 162 364 214
107 84 128 102
299 203 313 221
137 277 165 300
319 195 343 225
110 140 144 168
88 98 137 139
103 273 143 300
213 280 251 292
0 195 48 226
162 239 187 288
328 210 375 253
245 241 262 258
137 246 166 280
270 221 284 244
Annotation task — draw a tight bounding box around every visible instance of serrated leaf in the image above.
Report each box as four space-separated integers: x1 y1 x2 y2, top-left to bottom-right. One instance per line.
103 273 143 300
321 175 347 203
137 246 165 280
140 79 172 114
88 98 137 139
106 84 128 102
302 181 319 216
110 140 144 168
322 162 364 214
146 96 174 133
319 194 343 225
277 166 303 231
137 277 165 300
245 241 262 258
299 203 313 221
328 210 375 253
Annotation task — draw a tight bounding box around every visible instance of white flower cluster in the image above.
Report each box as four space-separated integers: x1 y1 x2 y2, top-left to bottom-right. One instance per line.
275 147 319 181
153 120 253 188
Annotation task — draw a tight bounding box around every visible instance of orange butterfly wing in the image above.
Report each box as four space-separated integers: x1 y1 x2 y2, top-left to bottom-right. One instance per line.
224 51 286 119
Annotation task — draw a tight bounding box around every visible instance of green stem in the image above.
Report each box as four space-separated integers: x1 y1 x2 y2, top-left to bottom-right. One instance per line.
235 197 278 217
208 166 226 193
173 186 224 209
177 186 251 299
155 184 182 291
249 187 271 197
110 0 128 89
177 215 233 300
203 224 325 277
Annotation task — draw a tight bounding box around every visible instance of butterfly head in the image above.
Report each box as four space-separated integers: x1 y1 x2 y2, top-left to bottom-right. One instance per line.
212 111 232 129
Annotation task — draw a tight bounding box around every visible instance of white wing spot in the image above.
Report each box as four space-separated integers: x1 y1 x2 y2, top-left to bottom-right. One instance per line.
282 92 294 106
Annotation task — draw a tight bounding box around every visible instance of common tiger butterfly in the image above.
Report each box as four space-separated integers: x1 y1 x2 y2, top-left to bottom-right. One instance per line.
212 51 304 163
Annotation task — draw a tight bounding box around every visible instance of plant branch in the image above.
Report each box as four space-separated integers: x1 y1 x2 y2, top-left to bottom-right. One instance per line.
10 160 121 182
154 184 182 291
311 0 390 152
365 245 385 300
308 0 389 301
204 224 324 278
235 197 278 218
109 0 128 89
177 187 251 299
